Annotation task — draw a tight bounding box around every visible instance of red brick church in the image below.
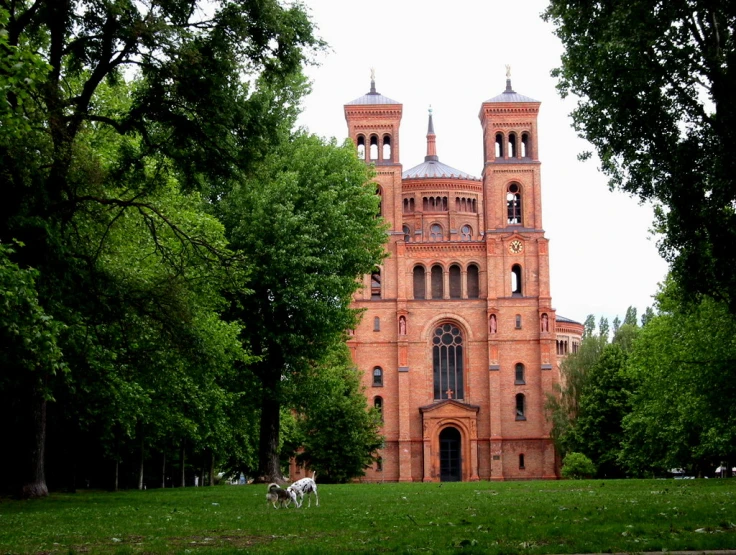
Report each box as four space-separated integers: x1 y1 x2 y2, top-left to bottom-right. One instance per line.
345 74 583 481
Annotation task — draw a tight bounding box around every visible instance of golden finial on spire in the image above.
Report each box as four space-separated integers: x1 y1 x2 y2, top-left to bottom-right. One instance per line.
505 64 511 79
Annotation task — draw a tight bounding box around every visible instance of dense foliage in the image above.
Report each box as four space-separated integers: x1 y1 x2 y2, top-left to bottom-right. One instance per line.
548 292 735 478
621 280 736 477
0 0 385 496
544 1 736 313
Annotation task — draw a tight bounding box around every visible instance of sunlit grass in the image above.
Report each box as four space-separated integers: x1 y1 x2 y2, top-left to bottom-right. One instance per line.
1 479 735 554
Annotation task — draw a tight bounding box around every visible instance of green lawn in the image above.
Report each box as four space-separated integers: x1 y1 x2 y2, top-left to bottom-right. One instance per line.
1 479 735 554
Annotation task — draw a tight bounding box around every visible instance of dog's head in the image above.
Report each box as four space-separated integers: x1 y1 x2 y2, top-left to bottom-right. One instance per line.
286 487 297 504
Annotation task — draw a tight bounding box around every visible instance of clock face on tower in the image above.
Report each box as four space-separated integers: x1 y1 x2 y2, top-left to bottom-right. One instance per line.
509 239 524 254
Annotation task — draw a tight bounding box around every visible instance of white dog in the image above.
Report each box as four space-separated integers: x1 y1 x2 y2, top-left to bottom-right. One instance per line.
266 482 296 509
287 472 319 508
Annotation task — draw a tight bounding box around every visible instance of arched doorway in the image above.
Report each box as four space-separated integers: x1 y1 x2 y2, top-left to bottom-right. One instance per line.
439 427 462 482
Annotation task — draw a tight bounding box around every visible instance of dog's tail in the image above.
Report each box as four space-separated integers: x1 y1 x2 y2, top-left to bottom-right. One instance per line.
267 482 280 492
311 471 317 482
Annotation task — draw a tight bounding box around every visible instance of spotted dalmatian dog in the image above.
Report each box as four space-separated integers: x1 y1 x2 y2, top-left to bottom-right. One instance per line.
287 472 319 508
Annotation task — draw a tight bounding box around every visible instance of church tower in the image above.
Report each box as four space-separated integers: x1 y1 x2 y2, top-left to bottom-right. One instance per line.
341 74 580 482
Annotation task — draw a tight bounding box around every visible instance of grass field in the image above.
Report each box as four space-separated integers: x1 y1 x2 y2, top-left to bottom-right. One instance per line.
1 479 735 554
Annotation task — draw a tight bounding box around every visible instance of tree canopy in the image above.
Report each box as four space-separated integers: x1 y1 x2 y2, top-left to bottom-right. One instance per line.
1 0 388 497
220 133 387 480
544 1 736 311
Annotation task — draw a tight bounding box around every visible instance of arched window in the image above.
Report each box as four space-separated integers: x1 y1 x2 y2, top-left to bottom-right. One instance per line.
376 186 382 217
374 316 380 331
467 264 479 298
519 454 525 469
521 133 530 158
515 314 522 329
357 135 366 160
449 265 461 299
382 135 392 161
430 224 443 242
373 367 383 386
509 132 517 158
431 265 443 299
460 225 472 241
403 224 411 242
369 135 378 160
511 264 522 295
433 324 464 400
376 457 383 472
413 266 426 299
515 363 525 384
516 393 526 420
495 132 504 158
371 269 381 299
507 183 522 225
374 396 383 421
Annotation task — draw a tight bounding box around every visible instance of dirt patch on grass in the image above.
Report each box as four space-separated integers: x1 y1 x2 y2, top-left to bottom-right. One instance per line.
167 533 275 549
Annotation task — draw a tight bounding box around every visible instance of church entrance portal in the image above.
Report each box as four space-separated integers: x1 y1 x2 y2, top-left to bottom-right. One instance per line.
439 427 461 482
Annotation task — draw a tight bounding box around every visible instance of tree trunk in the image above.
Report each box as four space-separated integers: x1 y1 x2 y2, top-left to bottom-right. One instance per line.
114 460 119 492
20 391 48 498
209 451 215 486
138 431 145 490
161 452 166 489
257 373 283 483
179 442 186 487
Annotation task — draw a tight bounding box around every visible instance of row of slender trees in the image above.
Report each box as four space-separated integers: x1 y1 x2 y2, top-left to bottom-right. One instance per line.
0 0 385 497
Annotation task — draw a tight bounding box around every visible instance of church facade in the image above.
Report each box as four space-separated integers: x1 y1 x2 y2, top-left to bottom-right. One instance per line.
344 77 582 482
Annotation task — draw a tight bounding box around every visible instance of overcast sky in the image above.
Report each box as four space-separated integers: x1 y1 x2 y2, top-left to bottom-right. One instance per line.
295 0 669 325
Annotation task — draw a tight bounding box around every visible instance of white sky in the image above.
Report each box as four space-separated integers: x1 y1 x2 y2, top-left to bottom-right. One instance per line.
295 0 669 325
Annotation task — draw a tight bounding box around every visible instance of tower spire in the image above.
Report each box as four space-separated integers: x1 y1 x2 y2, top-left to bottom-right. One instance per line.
504 64 515 93
425 105 438 161
369 67 377 94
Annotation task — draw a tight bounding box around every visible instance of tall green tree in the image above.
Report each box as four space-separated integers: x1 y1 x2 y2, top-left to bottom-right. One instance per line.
568 344 635 478
288 344 383 484
621 279 736 476
546 315 609 456
221 133 387 481
544 2 736 311
0 0 320 497
0 242 66 497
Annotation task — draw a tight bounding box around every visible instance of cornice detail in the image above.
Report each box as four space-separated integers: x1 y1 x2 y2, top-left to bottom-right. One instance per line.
401 181 483 191
406 243 486 255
